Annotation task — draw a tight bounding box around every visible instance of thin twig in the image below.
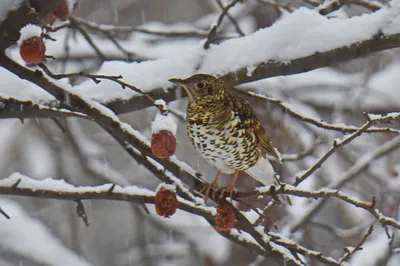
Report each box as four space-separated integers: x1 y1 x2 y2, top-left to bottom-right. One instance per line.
204 0 243 49
339 225 374 263
69 17 107 60
247 92 400 134
256 0 293 12
0 96 90 120
318 0 382 16
238 184 400 230
293 119 373 186
63 17 211 38
215 0 245 36
277 140 322 162
102 31 136 62
288 134 400 234
38 64 168 114
0 175 215 220
0 207 10 219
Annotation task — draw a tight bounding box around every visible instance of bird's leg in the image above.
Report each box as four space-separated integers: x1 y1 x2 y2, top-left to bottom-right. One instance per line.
200 170 221 200
223 170 240 200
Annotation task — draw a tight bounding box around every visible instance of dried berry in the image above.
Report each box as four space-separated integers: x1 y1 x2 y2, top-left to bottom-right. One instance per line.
53 0 70 20
151 130 176 159
155 187 177 217
215 205 235 231
19 37 46 65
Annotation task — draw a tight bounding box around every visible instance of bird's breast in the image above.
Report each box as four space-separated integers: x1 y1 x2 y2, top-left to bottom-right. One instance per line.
186 115 260 172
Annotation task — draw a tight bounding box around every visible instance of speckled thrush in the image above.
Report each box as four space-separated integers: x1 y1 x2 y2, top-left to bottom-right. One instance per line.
169 74 280 198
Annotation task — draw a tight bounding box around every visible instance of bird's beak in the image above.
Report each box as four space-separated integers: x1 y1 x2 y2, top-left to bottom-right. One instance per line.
169 78 195 100
168 78 184 85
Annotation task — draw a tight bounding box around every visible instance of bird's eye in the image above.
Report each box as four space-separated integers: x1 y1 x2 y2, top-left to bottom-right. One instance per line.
197 82 205 89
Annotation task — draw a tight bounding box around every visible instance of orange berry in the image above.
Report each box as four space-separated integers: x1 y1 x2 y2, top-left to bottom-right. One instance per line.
155 187 177 217
215 205 235 232
151 130 176 159
19 37 46 65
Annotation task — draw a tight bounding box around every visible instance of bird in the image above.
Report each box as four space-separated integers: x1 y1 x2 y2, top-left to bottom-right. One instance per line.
169 74 280 199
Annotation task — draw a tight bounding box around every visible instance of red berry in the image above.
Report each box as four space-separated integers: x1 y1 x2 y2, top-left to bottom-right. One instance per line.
53 0 70 20
19 37 46 65
151 130 176 159
155 187 177 217
215 206 235 232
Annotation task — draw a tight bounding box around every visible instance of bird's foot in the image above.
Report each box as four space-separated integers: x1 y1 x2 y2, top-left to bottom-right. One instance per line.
202 185 235 202
200 181 221 201
218 185 235 202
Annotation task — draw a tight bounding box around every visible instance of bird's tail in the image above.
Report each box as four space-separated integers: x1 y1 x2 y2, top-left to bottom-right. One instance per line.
245 157 290 204
245 156 278 186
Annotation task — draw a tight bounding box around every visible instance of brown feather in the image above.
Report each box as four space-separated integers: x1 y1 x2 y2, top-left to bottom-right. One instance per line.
229 92 279 159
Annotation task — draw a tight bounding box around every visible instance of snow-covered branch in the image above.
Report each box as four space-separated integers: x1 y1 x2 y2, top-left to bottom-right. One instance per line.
0 173 216 219
239 183 400 230
287 134 400 233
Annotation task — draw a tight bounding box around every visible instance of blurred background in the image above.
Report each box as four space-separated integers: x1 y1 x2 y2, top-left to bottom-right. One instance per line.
0 0 399 265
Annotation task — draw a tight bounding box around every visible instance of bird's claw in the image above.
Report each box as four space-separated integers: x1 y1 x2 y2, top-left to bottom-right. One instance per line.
200 181 221 201
217 185 235 201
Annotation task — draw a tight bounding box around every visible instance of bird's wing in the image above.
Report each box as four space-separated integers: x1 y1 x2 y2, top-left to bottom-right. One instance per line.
231 93 280 159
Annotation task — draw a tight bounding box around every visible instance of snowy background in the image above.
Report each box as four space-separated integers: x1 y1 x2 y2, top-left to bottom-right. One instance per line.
0 0 399 266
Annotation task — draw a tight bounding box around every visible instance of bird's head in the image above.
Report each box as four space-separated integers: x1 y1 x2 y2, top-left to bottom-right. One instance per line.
169 74 226 101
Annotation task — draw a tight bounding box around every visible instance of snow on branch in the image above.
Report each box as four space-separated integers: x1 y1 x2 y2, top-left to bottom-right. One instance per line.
246 92 400 134
0 173 216 219
68 16 211 38
239 183 400 230
2 2 400 116
0 96 89 120
287 134 400 234
70 1 400 106
38 63 170 115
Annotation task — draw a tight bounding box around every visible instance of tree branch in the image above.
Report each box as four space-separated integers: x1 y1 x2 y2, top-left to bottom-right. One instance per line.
287 134 400 233
0 174 214 219
81 31 400 115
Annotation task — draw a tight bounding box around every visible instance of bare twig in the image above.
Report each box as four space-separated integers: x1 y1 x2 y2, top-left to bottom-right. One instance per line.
288 134 400 233
339 225 374 263
69 17 108 60
238 184 400 230
268 232 342 266
102 31 136 62
0 175 215 219
70 17 211 38
279 141 322 162
0 207 10 219
215 0 245 36
256 0 293 12
318 0 382 16
246 92 400 134
38 64 168 115
204 0 243 49
304 0 322 6
0 96 90 120
293 119 373 186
